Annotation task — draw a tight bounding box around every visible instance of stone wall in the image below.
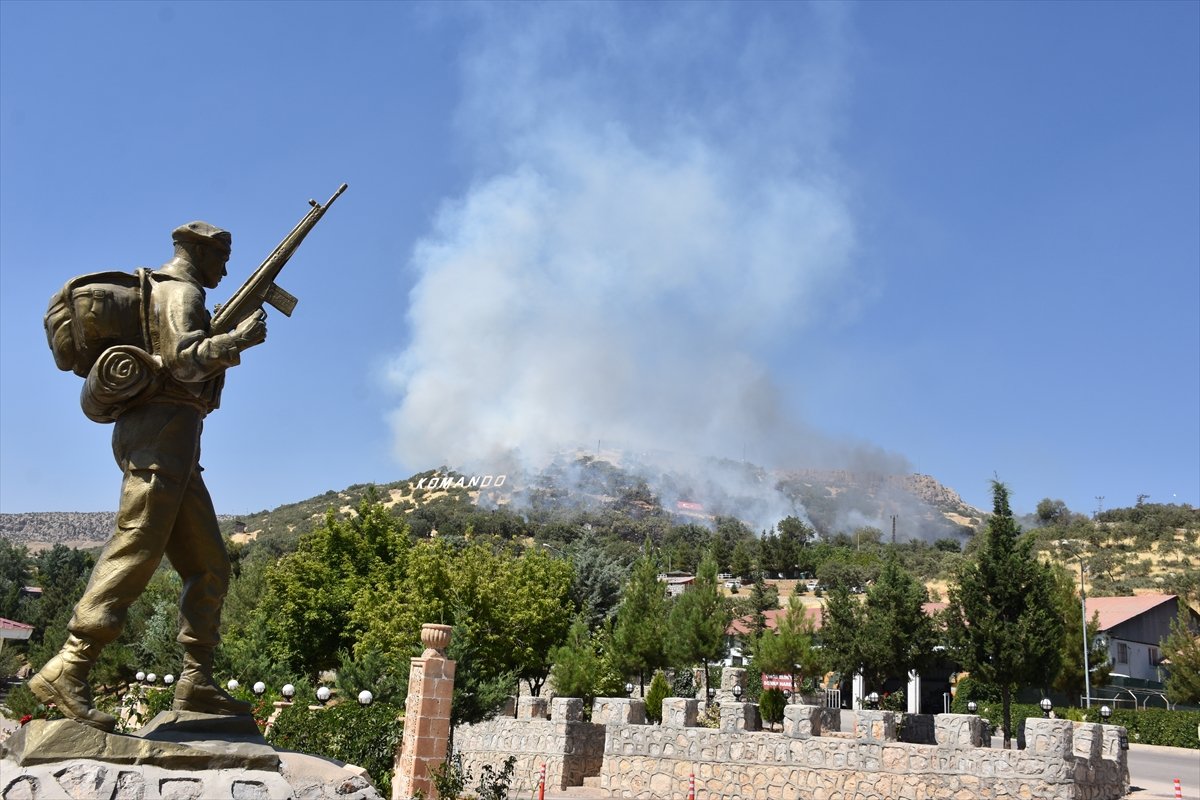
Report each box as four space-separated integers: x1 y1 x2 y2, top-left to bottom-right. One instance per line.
454 697 605 794
455 698 1128 800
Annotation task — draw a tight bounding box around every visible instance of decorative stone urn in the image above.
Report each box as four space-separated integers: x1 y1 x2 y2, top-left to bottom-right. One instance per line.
420 623 452 658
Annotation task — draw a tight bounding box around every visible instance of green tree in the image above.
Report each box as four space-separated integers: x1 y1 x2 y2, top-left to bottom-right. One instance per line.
776 516 813 578
1036 498 1070 527
758 687 786 729
945 481 1063 748
548 613 623 706
1160 604 1200 705
665 552 730 681
729 540 754 581
746 568 779 641
819 584 862 693
644 670 670 723
752 594 823 694
0 538 32 620
259 499 410 677
856 552 937 694
565 534 628 627
612 542 667 691
1050 565 1111 705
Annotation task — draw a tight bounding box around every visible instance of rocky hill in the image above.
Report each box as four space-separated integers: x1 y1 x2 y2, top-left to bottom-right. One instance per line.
0 511 237 552
0 462 981 550
0 512 117 551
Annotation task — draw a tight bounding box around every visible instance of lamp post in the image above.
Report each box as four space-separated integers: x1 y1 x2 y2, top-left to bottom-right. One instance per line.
625 682 634 698
733 685 743 701
281 684 296 702
164 674 174 686
253 681 266 697
358 690 374 706
867 691 880 710
967 701 978 714
1099 705 1111 721
1040 697 1053 718
316 686 331 705
1059 540 1092 709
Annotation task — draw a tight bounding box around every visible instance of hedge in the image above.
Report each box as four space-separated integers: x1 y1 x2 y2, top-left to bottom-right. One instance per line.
951 690 1200 750
267 701 404 795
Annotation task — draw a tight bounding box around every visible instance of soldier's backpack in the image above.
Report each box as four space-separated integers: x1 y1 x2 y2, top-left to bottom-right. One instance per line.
44 268 155 377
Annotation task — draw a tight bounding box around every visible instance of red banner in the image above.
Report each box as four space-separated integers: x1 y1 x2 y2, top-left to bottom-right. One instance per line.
761 673 795 691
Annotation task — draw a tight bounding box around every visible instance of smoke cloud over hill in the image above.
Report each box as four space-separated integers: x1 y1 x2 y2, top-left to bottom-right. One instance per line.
387 6 919 529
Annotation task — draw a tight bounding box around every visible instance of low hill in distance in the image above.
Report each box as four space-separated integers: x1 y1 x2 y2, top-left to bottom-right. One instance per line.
1 459 979 551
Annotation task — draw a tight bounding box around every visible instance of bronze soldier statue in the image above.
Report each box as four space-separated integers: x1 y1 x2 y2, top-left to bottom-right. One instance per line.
32 222 267 730
33 185 344 731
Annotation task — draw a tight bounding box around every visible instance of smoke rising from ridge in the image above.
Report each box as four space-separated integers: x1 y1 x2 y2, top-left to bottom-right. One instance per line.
388 5 912 522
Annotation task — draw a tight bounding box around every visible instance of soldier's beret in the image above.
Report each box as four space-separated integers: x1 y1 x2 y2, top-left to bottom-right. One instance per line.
172 221 231 254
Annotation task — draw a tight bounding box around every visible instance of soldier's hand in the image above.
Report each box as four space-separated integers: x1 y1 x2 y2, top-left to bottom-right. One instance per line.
233 309 268 350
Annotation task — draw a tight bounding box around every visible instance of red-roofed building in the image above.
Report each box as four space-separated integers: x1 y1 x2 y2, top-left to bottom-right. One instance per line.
1 616 34 659
1086 593 1199 684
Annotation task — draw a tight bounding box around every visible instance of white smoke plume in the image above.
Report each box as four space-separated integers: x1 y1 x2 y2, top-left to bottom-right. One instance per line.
388 5 916 533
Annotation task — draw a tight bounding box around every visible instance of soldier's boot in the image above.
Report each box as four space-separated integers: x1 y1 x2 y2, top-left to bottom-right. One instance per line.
172 647 252 716
28 634 118 732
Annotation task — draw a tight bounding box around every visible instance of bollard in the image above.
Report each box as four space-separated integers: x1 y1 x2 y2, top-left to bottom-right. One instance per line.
538 763 546 800
1174 778 1182 800
687 771 696 800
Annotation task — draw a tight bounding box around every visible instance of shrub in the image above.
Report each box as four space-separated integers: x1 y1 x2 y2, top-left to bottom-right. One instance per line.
759 688 786 728
644 671 669 723
1085 707 1200 749
670 668 696 700
267 700 403 795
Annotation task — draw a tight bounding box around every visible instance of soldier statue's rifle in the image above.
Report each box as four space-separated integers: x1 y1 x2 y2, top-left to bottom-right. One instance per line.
210 182 347 335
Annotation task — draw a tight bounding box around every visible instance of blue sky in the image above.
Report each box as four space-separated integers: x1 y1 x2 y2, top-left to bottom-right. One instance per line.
1 1 1196 520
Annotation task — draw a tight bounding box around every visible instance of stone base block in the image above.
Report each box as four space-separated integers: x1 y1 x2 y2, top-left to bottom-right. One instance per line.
2 713 278 770
0 745 380 799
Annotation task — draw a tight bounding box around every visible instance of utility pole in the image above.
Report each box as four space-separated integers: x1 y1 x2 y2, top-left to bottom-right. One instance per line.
891 515 897 546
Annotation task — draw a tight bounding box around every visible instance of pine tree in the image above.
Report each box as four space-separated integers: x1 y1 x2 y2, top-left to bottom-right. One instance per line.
665 552 731 681
1161 604 1200 705
612 540 668 691
550 614 603 703
753 594 823 695
946 480 1063 748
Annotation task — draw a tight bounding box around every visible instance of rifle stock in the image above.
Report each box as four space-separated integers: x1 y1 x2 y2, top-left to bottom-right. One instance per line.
211 183 347 335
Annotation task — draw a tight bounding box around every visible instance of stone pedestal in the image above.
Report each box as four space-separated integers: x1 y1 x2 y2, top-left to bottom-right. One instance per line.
661 698 698 728
517 696 549 720
855 710 898 743
783 704 822 739
0 713 380 799
591 697 645 725
392 624 455 800
719 702 761 732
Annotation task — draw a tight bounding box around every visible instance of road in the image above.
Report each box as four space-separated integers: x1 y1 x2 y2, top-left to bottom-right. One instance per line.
1127 743 1200 800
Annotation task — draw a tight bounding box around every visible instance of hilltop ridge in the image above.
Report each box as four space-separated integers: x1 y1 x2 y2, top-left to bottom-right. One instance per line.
0 463 979 550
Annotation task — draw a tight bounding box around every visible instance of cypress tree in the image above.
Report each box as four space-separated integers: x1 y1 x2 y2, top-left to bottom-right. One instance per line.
946 480 1063 748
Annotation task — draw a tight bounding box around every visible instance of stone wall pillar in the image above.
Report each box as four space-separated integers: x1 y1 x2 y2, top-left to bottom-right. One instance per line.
661 698 699 728
855 710 898 743
393 624 455 800
591 697 646 725
783 704 822 739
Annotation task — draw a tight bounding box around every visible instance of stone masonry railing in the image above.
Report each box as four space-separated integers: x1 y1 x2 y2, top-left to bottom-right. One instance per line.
454 697 605 794
456 697 1128 800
